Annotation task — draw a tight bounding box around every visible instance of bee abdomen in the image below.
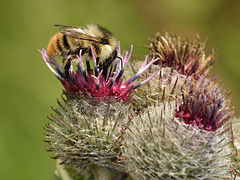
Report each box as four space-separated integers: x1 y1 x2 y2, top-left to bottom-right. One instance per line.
47 32 62 57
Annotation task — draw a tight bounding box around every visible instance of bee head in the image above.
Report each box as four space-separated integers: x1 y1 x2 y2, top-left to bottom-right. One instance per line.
101 39 109 45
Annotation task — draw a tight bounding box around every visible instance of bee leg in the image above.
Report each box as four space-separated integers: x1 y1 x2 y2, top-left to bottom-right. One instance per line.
62 56 72 78
96 57 100 66
101 51 118 77
116 56 123 69
97 63 107 77
64 60 71 78
102 66 108 77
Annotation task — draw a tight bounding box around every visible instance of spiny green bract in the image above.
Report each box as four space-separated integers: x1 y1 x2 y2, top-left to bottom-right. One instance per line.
123 102 236 180
44 94 131 172
130 64 188 109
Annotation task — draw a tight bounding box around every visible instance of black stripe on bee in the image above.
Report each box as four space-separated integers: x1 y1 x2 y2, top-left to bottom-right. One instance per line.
93 44 101 55
63 35 70 50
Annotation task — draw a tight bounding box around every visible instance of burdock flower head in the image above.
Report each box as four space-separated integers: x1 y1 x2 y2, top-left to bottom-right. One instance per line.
40 44 158 102
175 77 234 131
133 32 216 104
39 43 159 178
148 32 216 79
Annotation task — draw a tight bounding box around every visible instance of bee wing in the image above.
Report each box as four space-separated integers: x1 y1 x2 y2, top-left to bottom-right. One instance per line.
54 24 78 29
54 24 102 43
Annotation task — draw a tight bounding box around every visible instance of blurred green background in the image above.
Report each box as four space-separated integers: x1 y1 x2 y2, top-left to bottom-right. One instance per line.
0 0 239 179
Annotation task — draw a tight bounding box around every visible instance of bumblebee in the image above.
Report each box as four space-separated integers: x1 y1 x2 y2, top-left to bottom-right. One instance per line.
47 24 118 76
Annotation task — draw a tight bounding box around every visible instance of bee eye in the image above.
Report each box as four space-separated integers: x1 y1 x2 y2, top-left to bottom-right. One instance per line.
101 39 109 44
